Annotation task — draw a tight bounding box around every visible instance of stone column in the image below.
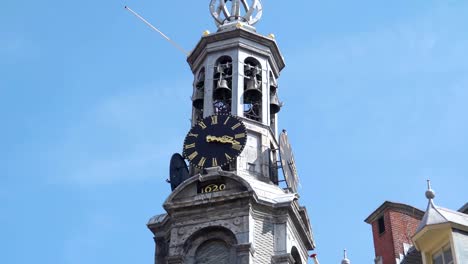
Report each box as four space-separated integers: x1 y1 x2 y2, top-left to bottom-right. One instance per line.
236 243 254 264
154 237 168 264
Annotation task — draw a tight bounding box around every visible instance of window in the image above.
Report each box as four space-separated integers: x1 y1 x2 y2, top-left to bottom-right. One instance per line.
432 245 453 264
378 216 385 234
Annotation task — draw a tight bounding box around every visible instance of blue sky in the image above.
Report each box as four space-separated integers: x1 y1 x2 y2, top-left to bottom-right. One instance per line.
1 0 467 263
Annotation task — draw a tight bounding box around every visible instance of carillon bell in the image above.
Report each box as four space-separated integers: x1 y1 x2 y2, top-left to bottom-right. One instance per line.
270 92 282 114
244 77 262 103
214 76 231 100
270 77 278 92
192 87 204 110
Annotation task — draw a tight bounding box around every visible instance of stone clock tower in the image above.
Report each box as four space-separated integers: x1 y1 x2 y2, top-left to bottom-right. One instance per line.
147 1 315 263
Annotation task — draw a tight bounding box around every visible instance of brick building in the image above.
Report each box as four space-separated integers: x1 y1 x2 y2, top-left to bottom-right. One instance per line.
366 184 468 264
365 202 424 264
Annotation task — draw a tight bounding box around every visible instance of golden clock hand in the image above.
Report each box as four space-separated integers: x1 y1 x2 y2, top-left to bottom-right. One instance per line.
220 136 233 143
206 135 227 143
219 136 240 145
206 135 240 145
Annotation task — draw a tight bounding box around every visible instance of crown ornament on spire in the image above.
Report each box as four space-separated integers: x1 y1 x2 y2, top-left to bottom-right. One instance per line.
210 0 263 29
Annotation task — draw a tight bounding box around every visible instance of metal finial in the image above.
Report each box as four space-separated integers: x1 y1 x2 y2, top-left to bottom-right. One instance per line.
425 180 435 200
341 249 351 264
210 0 263 28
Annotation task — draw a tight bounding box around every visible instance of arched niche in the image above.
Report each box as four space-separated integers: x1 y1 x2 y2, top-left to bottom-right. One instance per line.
184 226 238 264
291 246 303 264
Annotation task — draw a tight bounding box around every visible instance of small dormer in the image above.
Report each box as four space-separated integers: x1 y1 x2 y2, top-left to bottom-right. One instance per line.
412 181 468 264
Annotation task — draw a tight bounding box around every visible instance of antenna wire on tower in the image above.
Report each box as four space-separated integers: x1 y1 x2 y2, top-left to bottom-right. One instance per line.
125 6 189 56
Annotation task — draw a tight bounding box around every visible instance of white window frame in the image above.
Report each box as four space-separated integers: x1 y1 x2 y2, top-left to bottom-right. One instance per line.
432 244 454 264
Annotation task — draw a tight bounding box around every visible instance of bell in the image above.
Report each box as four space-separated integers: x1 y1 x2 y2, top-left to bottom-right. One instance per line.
270 92 282 114
214 77 231 100
244 78 262 103
192 88 204 109
270 77 278 92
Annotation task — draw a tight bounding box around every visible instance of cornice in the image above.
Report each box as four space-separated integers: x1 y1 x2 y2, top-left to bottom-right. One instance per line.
365 201 425 224
187 27 285 75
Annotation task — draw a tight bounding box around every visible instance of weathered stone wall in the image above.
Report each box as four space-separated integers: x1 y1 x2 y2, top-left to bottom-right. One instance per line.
254 216 274 263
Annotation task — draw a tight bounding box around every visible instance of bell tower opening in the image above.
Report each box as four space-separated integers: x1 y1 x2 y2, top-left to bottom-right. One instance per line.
243 57 262 122
269 71 281 133
213 56 233 114
192 67 205 122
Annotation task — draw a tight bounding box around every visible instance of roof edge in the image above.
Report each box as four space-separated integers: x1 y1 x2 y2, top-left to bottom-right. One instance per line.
187 27 285 74
458 202 468 214
365 201 425 224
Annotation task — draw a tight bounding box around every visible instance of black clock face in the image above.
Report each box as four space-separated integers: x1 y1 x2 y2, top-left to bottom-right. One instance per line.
183 114 247 169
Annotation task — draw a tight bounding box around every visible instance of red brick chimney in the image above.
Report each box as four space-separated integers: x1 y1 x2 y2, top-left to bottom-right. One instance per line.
365 201 424 264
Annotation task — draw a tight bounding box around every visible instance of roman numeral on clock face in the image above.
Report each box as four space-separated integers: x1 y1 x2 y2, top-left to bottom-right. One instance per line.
232 144 242 151
199 121 207 129
211 115 218 125
212 158 218 167
235 133 246 139
198 157 207 167
185 143 196 149
188 151 198 161
231 123 241 130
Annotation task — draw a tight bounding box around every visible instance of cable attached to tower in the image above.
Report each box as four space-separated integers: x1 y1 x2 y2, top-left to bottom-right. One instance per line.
125 6 189 56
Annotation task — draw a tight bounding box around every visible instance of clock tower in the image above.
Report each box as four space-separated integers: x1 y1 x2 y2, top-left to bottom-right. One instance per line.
147 1 315 263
